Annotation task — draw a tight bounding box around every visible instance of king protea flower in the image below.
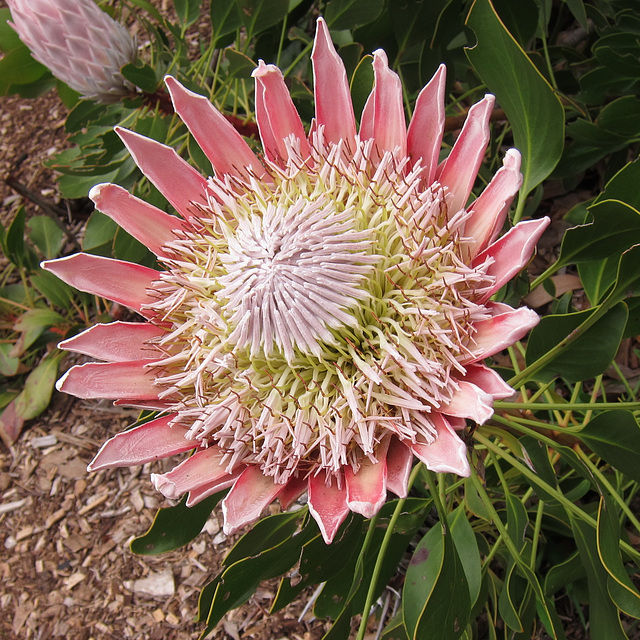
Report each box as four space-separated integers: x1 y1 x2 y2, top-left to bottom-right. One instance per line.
43 19 549 544
7 0 137 103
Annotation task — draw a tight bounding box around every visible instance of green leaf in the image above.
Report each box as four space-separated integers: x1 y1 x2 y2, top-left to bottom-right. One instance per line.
325 0 385 30
222 509 304 567
601 244 640 308
0 344 20 377
465 0 564 203
236 0 289 39
174 0 202 26
544 551 586 596
594 158 640 209
577 410 640 484
5 206 26 267
350 54 374 125
403 522 471 640
30 270 78 310
448 506 482 607
210 0 242 42
525 302 628 383
130 492 223 555
27 216 65 259
14 353 62 421
13 308 65 333
0 9 23 52
224 48 257 79
0 46 47 85
381 612 410 640
199 510 311 634
82 211 118 254
597 96 640 138
555 200 640 269
271 513 364 612
519 436 559 500
121 63 159 93
596 495 640 618
571 516 629 639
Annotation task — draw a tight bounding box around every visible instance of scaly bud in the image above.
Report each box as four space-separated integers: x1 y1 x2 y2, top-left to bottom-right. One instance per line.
7 0 137 103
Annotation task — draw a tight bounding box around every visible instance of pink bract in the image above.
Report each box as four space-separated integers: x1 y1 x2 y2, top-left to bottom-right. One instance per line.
44 18 549 544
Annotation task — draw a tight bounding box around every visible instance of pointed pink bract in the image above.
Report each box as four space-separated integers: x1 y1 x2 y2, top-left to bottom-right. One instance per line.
42 253 158 313
410 414 470 476
465 149 522 257
308 471 350 544
60 322 164 362
88 414 195 471
360 50 406 159
116 127 209 221
311 17 357 149
165 76 267 180
221 466 284 534
89 183 188 258
56 361 160 400
437 95 495 215
252 61 310 164
475 217 551 298
407 64 446 185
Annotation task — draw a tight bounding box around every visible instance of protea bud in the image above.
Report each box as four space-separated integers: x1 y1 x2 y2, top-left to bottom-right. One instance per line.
7 0 137 103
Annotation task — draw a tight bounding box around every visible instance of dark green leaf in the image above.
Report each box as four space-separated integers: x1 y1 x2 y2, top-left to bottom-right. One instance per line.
403 522 470 640
0 9 23 52
224 48 257 79
200 510 310 633
237 0 289 39
82 211 118 254
525 303 628 383
130 492 223 555
578 410 640 484
6 207 26 267
597 96 640 138
571 516 628 639
466 0 564 201
0 46 47 84
544 551 586 596
325 0 385 30
27 216 65 259
30 270 78 310
597 495 640 618
174 0 202 26
13 308 65 333
448 506 482 607
594 158 640 209
210 0 242 42
121 63 159 93
350 55 374 125
271 513 363 612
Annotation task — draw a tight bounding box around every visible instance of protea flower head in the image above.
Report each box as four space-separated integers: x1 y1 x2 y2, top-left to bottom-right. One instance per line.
43 19 549 544
7 0 137 103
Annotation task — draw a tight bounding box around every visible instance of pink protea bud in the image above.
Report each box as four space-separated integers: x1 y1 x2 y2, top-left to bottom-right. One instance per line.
7 0 137 103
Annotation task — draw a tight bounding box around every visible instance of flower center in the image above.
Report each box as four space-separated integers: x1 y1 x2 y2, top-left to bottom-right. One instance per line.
147 140 495 483
217 197 376 361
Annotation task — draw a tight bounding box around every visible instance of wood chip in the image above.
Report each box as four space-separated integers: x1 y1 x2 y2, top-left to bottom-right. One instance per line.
77 493 109 515
0 499 27 515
